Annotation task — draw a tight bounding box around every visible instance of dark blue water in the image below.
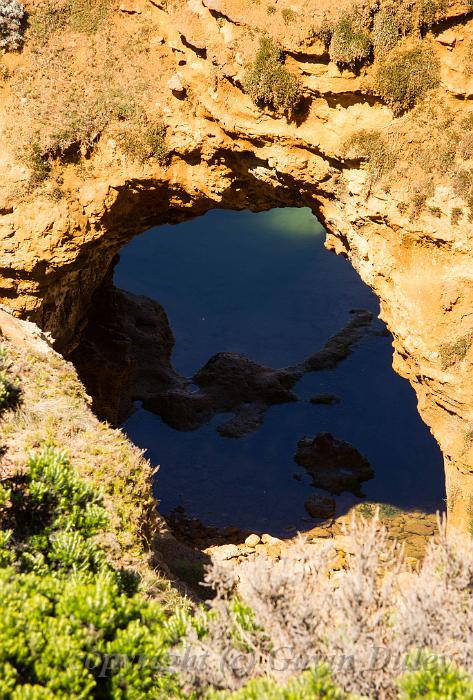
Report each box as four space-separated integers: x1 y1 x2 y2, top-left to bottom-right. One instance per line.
117 208 445 535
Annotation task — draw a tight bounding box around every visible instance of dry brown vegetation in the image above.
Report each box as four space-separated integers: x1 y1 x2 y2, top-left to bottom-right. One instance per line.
183 513 473 698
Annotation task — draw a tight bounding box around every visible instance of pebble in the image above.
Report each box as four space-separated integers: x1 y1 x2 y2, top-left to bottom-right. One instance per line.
244 534 261 547
261 533 282 545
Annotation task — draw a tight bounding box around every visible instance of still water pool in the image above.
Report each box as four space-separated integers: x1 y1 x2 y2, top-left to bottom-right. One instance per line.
117 208 445 535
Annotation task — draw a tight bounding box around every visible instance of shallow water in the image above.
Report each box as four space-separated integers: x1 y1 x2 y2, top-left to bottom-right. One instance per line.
117 208 445 535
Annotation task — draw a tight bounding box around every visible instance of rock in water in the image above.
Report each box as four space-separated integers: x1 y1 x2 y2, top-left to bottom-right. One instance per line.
304 494 336 519
295 432 373 496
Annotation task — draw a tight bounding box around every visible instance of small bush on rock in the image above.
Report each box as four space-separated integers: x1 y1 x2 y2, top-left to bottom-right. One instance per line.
372 11 400 56
329 13 372 68
243 38 302 117
118 119 168 164
375 43 440 115
344 129 396 181
0 0 24 51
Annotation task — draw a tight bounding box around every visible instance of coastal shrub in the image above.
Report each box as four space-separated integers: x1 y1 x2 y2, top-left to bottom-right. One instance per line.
0 348 19 411
329 14 372 68
28 143 52 183
399 655 473 699
419 0 447 27
207 667 348 699
316 14 333 49
0 0 24 51
181 513 473 698
439 335 470 369
281 8 296 25
0 447 186 697
372 11 400 56
118 119 168 164
344 129 396 180
243 38 302 117
375 43 440 115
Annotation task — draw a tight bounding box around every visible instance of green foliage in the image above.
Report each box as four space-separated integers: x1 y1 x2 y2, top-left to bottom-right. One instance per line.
28 143 52 183
329 14 372 68
372 11 400 56
375 43 440 115
0 348 19 411
0 447 187 697
281 8 296 24
206 666 348 699
344 129 396 180
419 0 447 27
243 38 302 117
439 335 471 369
399 654 473 699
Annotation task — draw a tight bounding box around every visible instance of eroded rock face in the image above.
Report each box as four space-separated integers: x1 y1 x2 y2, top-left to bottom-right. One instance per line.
0 0 472 528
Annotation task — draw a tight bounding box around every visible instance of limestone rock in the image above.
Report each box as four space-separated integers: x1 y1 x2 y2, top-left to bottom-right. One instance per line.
206 544 239 561
119 0 143 13
167 73 186 96
244 534 261 547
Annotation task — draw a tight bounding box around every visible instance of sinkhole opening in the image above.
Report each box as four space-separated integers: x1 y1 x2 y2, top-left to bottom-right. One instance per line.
72 207 445 550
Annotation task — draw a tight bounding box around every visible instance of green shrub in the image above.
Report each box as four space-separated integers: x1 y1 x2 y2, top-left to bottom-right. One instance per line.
0 349 19 411
0 447 186 697
28 143 52 183
329 14 372 68
316 15 333 49
207 666 348 699
399 655 473 699
344 129 396 180
419 0 447 27
0 0 25 51
439 335 470 369
281 8 296 25
372 11 400 56
243 38 302 117
375 43 440 115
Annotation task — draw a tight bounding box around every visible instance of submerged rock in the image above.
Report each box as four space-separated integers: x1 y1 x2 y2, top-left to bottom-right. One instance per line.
310 393 341 405
295 432 374 496
304 494 336 519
